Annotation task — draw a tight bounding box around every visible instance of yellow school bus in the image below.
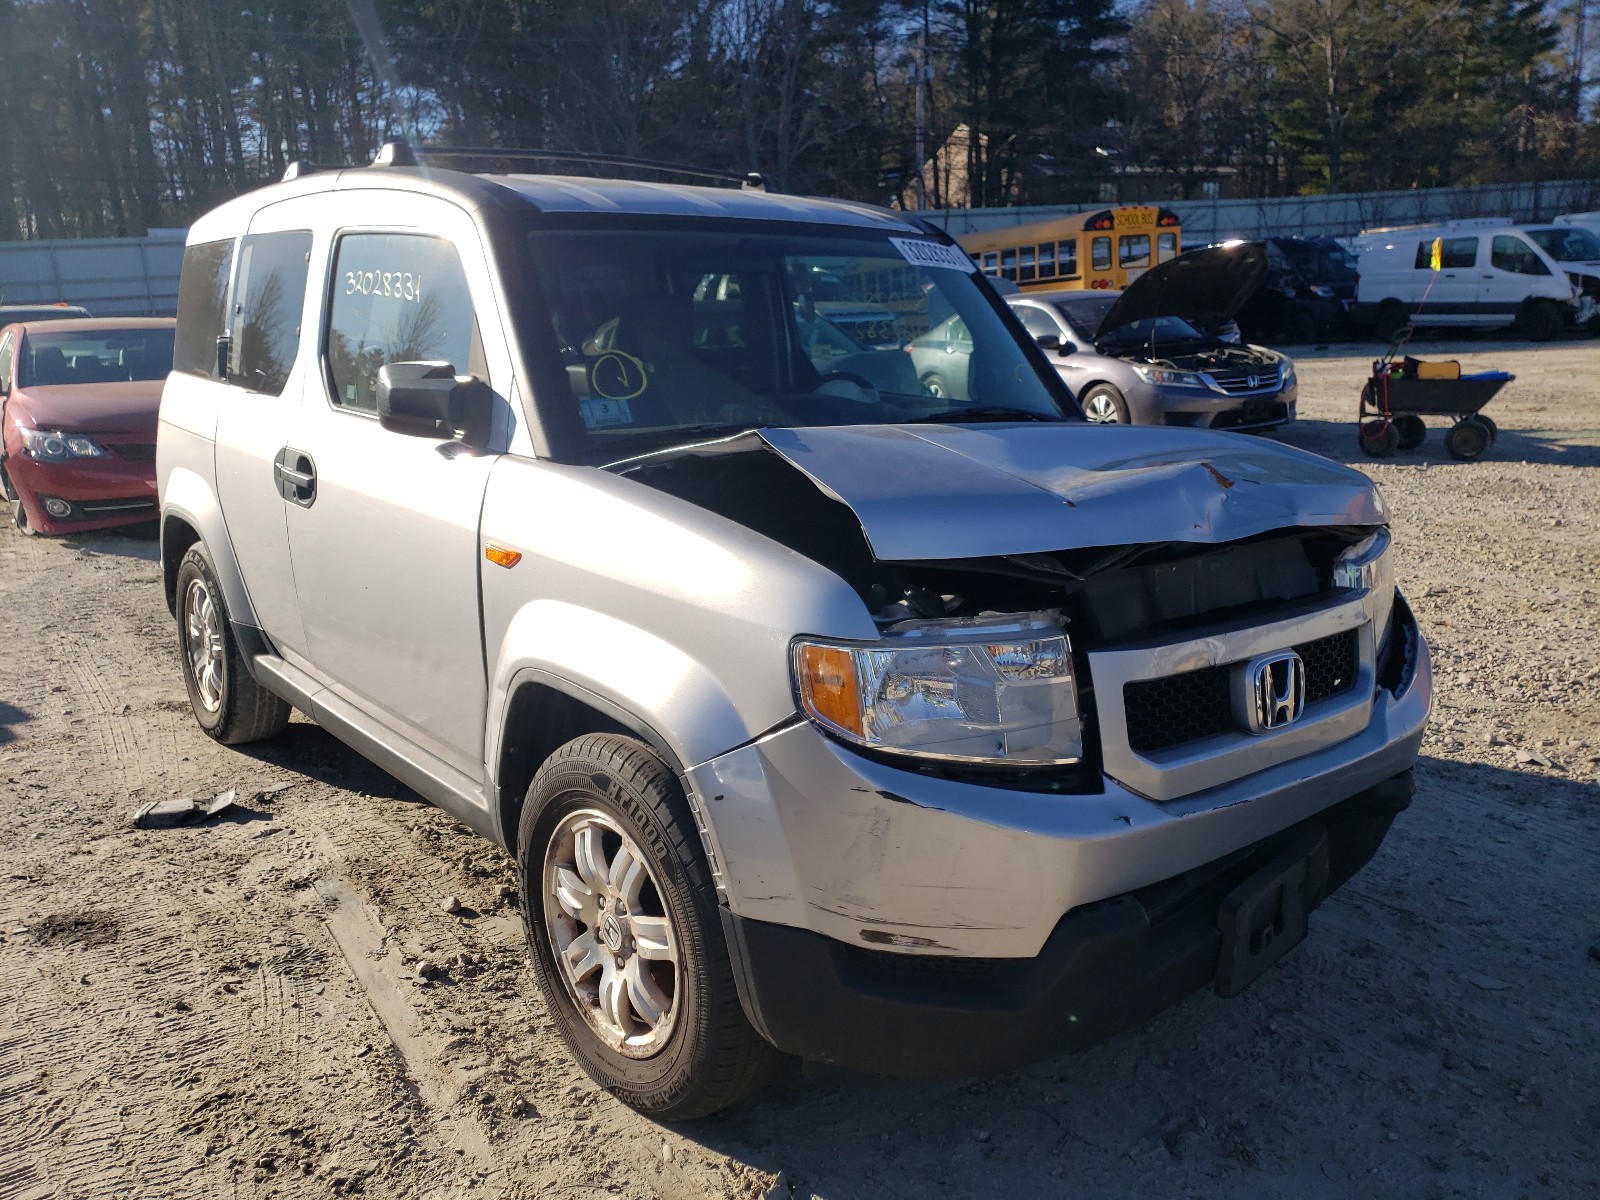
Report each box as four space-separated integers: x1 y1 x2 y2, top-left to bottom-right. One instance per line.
958 206 1182 292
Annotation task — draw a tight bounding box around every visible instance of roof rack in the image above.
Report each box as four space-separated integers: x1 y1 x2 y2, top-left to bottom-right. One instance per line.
369 140 766 192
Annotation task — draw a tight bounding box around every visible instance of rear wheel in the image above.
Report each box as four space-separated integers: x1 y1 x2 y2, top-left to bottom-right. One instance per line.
1444 418 1491 461
1359 419 1399 457
1080 383 1130 424
1520 301 1563 343
1470 413 1498 444
175 545 291 744
519 734 786 1120
1393 414 1427 451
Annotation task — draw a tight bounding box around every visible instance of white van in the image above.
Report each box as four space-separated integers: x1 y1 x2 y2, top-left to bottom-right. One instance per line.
1350 219 1596 340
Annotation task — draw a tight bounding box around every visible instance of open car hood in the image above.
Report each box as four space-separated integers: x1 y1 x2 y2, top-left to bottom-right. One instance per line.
1095 244 1268 337
756 423 1384 560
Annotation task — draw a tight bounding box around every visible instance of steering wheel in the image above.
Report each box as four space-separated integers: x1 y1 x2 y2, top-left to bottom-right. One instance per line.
811 371 880 405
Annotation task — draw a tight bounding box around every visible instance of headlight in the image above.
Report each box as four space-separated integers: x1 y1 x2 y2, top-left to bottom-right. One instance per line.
793 612 1083 766
1310 285 1336 298
1282 361 1297 386
1132 366 1205 388
20 429 107 461
1334 528 1395 655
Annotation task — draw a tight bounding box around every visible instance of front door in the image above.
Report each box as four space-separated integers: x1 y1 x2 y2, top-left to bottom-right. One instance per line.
283 197 510 779
1480 234 1556 323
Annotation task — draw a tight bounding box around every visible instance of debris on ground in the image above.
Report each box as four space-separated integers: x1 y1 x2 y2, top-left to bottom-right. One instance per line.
131 788 239 829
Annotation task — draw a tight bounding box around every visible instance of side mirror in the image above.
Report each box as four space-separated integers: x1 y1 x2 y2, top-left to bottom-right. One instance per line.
1057 341 1078 357
1035 333 1062 352
377 361 493 446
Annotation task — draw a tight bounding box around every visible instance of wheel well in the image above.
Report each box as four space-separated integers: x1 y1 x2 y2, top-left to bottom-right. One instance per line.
495 682 641 851
161 515 201 616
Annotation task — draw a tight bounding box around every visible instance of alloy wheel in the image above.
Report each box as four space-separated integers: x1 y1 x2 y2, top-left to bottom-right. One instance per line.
183 578 225 713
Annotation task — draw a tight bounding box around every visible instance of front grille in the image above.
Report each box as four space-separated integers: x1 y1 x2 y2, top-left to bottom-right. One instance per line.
1207 367 1280 395
1211 400 1288 429
1124 627 1360 754
108 443 157 462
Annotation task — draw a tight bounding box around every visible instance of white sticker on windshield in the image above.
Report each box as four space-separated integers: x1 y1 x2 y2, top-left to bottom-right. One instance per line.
889 237 977 273
580 397 634 430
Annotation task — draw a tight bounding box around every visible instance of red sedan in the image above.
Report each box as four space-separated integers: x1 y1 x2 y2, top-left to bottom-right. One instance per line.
0 317 173 535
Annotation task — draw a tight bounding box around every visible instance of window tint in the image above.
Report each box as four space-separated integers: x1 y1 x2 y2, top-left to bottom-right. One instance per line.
19 328 175 386
174 239 233 379
1491 235 1551 275
227 230 311 396
1119 234 1151 269
326 234 484 413
1091 236 1111 271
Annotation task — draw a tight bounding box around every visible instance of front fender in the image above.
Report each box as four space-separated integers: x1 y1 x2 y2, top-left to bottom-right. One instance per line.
485 599 755 780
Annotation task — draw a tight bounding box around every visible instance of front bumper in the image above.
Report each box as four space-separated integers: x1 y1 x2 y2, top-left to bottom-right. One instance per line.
5 449 158 534
1143 378 1297 431
724 769 1414 1077
687 590 1428 963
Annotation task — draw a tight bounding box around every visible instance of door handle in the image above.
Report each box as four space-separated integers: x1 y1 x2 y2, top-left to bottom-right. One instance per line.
1481 274 1495 279
273 447 317 507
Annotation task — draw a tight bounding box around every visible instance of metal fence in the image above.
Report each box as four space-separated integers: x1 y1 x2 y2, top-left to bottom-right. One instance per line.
0 231 185 317
927 179 1600 244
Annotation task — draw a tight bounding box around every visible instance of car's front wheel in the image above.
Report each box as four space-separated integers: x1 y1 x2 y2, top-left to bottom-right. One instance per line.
1080 383 1130 423
175 545 291 744
519 734 785 1120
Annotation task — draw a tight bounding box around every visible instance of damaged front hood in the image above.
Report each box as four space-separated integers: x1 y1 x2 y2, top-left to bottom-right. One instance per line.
757 424 1385 561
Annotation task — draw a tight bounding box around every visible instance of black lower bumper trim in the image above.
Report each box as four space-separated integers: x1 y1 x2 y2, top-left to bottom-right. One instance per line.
724 769 1414 1077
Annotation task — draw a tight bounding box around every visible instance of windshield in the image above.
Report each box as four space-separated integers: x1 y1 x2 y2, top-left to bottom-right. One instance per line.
1049 295 1119 341
1097 314 1207 347
1525 227 1600 262
526 226 1068 459
20 327 174 386
1278 240 1358 284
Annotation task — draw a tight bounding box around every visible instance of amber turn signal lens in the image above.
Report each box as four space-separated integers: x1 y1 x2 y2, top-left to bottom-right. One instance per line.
485 545 522 568
795 643 863 737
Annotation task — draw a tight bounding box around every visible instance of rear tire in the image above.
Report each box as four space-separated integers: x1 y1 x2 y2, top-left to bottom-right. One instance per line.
1359 419 1399 457
1471 413 1498 444
1080 383 1130 424
519 734 786 1120
1393 414 1427 451
1284 310 1318 343
175 545 291 744
1444 418 1491 461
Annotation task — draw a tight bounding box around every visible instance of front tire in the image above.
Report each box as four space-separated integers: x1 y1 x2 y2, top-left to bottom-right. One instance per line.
519 734 785 1120
175 545 290 744
1080 383 1130 423
1520 301 1563 343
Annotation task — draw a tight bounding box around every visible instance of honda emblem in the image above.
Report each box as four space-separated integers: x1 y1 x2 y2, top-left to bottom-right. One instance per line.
1236 651 1306 734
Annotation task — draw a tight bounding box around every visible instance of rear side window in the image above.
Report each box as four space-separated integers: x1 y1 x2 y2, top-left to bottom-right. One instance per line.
228 230 312 396
1091 236 1111 271
1414 237 1478 270
174 239 234 379
325 233 484 413
1491 235 1551 275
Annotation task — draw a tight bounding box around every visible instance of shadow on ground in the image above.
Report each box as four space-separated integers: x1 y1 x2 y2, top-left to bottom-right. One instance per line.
1274 416 1600 468
0 699 31 746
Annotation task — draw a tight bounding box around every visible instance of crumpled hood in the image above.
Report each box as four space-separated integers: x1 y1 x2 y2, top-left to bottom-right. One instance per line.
758 423 1384 561
1097 243 1268 336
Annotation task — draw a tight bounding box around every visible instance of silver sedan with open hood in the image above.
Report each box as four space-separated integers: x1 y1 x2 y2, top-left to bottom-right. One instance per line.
159 145 1428 1121
1005 243 1299 429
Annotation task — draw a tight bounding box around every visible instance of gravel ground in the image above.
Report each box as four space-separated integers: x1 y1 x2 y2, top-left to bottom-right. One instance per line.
1 334 1596 1199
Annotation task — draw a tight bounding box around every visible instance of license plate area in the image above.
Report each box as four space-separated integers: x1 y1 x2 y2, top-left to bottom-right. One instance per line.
1215 827 1329 998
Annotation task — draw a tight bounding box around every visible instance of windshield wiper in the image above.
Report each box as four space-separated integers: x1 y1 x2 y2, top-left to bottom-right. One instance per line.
911 406 1061 424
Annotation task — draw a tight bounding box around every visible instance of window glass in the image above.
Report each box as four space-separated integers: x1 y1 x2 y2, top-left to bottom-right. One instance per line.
1440 237 1478 269
1119 234 1151 269
1525 226 1600 262
1059 239 1079 276
0 333 12 389
19 327 174 386
229 230 311 396
981 251 998 273
526 227 1069 457
1157 232 1178 262
1413 242 1432 270
1014 305 1060 340
1091 236 1111 271
326 234 484 413
1491 235 1551 275
174 239 233 379
1018 246 1036 282
1038 242 1056 278
999 247 1017 281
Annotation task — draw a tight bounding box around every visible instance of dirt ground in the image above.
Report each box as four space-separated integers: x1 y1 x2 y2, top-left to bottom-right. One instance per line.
2 333 1597 1200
